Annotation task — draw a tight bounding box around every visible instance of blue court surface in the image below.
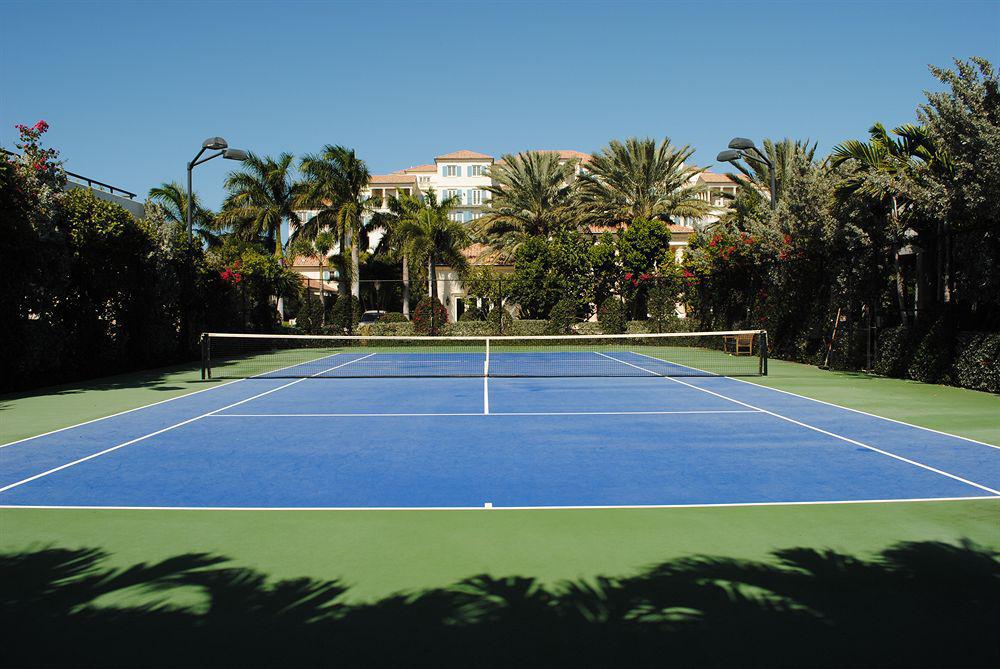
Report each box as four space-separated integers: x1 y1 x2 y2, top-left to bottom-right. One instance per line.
1 351 998 509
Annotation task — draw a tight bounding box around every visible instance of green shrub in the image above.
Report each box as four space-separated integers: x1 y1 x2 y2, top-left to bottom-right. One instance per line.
544 298 577 335
487 305 513 334
508 320 549 336
627 320 652 334
444 321 494 336
647 281 680 333
413 296 448 335
459 304 484 321
295 289 323 335
907 316 956 384
379 312 407 323
574 322 603 335
369 321 415 336
950 332 1000 393
329 294 361 334
874 326 917 378
598 298 627 335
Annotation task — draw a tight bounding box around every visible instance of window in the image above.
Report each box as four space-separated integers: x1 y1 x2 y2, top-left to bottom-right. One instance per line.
398 188 411 197
449 211 464 222
418 176 430 185
444 189 462 202
443 164 459 177
470 189 482 205
468 164 485 177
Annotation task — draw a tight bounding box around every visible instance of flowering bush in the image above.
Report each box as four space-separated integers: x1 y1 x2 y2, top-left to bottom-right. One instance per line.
412 296 448 335
12 120 62 182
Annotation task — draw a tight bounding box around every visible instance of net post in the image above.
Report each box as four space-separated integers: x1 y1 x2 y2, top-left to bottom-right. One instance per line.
484 337 490 377
200 333 207 380
760 330 768 376
201 333 212 380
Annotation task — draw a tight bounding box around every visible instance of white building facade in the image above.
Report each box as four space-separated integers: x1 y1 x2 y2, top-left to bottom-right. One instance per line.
292 148 735 322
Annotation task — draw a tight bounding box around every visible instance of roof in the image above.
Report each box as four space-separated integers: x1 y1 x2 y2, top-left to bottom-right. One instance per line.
399 164 437 173
369 174 416 184
587 223 694 235
435 149 494 161
289 255 328 267
461 243 514 266
698 171 738 184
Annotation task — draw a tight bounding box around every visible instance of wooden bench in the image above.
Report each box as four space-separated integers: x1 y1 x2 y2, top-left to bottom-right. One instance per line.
723 333 755 356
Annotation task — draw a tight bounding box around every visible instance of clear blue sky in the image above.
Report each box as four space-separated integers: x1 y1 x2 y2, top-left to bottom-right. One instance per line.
2 0 997 210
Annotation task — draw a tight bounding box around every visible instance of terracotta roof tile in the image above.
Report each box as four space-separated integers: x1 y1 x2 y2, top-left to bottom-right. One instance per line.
369 174 416 184
699 171 738 184
461 243 514 266
400 164 437 173
435 149 494 161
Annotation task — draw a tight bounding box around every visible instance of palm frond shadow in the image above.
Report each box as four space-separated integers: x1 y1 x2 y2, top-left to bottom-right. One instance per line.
2 540 997 667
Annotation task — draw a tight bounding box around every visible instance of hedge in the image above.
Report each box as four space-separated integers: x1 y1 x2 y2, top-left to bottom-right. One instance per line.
874 326 917 378
949 332 1000 393
444 321 495 336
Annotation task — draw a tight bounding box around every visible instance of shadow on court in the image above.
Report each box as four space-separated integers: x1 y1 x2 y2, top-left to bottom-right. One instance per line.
3 540 997 667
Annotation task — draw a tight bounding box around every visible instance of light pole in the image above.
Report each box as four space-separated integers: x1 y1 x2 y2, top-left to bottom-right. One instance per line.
717 138 777 210
186 136 248 240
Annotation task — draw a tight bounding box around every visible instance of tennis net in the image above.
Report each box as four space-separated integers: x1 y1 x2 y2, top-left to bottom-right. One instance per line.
201 330 767 379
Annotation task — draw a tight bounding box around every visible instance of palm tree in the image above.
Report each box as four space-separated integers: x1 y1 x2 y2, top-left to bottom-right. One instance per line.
217 153 300 257
722 138 818 208
396 189 469 305
830 123 950 325
296 145 374 299
367 193 423 318
574 137 711 226
474 151 577 253
147 181 221 247
289 230 336 324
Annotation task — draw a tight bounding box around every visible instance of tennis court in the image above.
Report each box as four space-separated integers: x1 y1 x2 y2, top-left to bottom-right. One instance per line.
1 332 998 509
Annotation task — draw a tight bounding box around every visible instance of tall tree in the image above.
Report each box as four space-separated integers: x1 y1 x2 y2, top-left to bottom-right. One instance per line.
831 123 949 325
367 192 422 318
574 137 711 225
297 145 374 299
147 181 221 247
289 230 336 324
476 151 577 253
396 190 469 305
217 153 300 257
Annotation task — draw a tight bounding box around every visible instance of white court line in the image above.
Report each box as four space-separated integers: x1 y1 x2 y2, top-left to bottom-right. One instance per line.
595 352 1000 497
624 349 1000 451
2 495 996 512
0 348 355 449
208 409 762 418
0 353 375 494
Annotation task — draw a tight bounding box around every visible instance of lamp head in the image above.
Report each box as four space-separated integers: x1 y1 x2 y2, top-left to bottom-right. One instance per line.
727 137 756 150
223 148 249 161
716 150 742 162
203 137 228 150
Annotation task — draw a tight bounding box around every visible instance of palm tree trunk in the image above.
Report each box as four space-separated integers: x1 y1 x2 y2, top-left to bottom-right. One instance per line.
401 253 410 319
889 201 909 327
429 254 438 302
351 230 360 299
894 247 909 327
337 231 348 297
318 259 325 325
429 252 439 333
